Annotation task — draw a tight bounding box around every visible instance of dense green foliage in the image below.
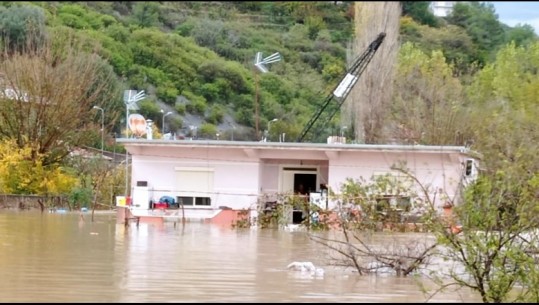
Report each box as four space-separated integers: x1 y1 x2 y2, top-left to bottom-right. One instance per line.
19 1 355 140
0 1 538 196
0 1 534 142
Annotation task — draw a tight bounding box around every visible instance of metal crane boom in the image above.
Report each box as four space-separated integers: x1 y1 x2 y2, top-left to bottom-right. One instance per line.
296 32 386 143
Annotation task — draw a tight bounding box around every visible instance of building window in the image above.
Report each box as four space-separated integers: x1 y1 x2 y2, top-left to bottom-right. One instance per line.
136 181 148 187
396 197 411 212
177 196 211 207
178 196 193 206
175 167 214 207
175 167 214 193
465 159 474 176
375 196 411 212
195 197 211 206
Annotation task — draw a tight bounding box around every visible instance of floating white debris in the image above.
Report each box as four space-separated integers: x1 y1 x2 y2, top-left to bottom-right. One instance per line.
287 261 324 277
283 224 305 232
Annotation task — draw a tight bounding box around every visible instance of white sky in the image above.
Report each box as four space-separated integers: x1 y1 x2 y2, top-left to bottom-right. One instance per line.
490 1 539 34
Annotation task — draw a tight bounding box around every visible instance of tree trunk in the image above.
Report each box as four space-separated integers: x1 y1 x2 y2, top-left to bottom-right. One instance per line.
37 198 44 213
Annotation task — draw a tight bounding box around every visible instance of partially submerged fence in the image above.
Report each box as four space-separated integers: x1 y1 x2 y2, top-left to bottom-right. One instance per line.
0 194 69 211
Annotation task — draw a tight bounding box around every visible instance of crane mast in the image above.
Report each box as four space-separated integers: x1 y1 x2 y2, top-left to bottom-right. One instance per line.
296 32 386 143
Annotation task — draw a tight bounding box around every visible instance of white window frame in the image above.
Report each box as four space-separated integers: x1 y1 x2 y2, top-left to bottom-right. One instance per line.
175 167 214 208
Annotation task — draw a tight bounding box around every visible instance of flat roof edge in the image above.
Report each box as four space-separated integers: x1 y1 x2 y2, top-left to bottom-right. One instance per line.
116 138 476 154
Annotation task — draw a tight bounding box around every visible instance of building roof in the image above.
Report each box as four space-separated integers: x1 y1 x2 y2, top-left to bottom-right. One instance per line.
117 138 478 157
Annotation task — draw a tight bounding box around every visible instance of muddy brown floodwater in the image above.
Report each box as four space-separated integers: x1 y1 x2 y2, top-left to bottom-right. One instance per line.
0 211 480 302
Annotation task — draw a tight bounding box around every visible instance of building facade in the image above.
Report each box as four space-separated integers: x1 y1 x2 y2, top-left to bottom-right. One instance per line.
118 139 478 222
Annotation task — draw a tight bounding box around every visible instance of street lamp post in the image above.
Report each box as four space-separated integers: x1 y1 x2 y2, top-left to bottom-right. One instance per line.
267 118 278 142
92 106 104 155
161 110 172 136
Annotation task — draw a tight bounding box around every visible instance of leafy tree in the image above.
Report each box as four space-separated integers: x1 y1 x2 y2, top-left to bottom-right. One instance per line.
465 41 539 177
423 170 539 303
66 153 118 221
174 103 186 115
447 2 506 65
0 4 46 53
401 1 439 27
206 104 224 125
505 24 538 47
68 186 92 210
156 84 179 105
132 2 159 28
0 28 120 165
185 98 207 115
198 122 217 139
307 167 436 276
111 1 133 16
104 23 130 43
305 14 326 40
175 18 196 37
137 99 160 121
446 1 472 28
390 42 472 145
84 29 134 76
191 19 224 49
166 116 183 134
400 17 478 75
0 139 77 195
57 3 105 30
282 24 312 51
399 16 421 39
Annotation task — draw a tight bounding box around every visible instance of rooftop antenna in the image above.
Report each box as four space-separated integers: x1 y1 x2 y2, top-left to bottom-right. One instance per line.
253 51 281 140
122 89 146 197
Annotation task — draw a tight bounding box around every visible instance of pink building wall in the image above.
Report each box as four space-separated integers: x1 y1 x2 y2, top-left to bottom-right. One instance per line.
124 141 476 213
328 150 466 210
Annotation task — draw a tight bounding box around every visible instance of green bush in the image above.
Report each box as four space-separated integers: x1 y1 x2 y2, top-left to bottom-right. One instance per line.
174 104 186 115
68 186 92 209
206 105 224 125
132 2 160 28
199 82 221 102
0 5 46 52
198 123 217 138
156 85 179 105
57 4 104 30
186 99 207 115
175 19 195 36
137 99 160 120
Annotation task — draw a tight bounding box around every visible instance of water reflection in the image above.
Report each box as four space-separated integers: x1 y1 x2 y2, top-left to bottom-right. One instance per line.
0 211 478 302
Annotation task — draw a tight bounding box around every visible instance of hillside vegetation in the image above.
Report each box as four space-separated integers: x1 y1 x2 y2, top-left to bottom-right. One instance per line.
1 1 532 141
1 1 536 140
0 1 537 199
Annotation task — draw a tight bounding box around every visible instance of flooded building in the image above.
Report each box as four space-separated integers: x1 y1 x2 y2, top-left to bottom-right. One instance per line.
116 138 479 224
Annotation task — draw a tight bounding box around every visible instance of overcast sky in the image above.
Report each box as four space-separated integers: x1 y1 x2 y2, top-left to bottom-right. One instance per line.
490 1 539 34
